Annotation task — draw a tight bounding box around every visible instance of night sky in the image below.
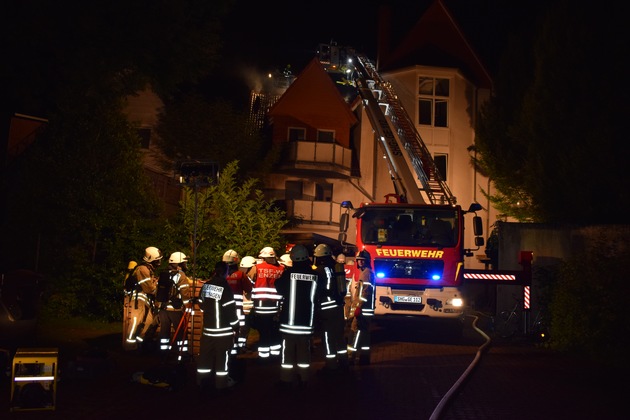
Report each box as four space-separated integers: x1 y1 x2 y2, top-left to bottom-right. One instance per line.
212 0 548 106
225 1 545 70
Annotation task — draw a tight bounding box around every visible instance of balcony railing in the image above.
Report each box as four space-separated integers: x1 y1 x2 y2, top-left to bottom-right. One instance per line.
287 199 343 225
281 141 352 177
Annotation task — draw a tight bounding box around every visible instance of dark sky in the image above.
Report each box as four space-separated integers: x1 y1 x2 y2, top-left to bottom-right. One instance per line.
210 0 549 106
219 0 547 75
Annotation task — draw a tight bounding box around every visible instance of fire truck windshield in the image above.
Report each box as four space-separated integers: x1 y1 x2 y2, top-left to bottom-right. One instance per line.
360 208 458 247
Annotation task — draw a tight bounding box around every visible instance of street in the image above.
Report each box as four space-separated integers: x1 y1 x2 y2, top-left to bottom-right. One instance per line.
1 315 625 419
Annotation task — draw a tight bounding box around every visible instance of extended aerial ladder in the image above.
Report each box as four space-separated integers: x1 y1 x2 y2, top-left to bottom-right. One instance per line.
351 54 455 206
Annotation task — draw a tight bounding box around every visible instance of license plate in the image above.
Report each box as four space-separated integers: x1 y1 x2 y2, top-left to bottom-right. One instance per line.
394 295 422 304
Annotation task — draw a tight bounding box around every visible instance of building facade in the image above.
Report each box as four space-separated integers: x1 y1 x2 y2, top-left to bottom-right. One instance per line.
257 1 499 267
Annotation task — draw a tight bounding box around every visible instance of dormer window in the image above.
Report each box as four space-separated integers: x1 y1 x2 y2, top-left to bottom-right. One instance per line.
288 127 306 142
317 129 334 143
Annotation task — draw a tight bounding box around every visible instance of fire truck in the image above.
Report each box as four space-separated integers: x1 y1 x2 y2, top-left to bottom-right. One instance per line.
333 50 486 325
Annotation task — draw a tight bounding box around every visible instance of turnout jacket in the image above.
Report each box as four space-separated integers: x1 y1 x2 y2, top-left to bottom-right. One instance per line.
251 261 284 315
199 275 239 337
350 267 375 318
314 258 346 311
275 262 318 335
132 262 157 307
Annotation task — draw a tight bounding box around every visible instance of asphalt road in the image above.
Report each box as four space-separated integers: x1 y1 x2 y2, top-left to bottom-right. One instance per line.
0 315 625 420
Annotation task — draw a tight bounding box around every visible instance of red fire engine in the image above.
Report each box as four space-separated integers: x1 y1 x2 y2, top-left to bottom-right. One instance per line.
334 51 531 330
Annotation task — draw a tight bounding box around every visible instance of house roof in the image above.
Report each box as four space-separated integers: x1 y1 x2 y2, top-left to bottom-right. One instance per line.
378 0 492 89
267 57 358 126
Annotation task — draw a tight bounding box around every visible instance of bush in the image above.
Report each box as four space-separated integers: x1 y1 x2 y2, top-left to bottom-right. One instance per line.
548 234 630 368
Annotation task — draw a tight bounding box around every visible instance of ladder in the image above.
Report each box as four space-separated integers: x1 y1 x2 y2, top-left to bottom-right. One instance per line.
353 54 456 205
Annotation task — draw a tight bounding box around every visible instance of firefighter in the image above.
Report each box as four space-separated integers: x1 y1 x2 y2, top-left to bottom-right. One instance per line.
348 249 375 365
157 252 192 360
125 246 162 352
239 256 257 353
250 246 284 362
313 244 349 373
275 244 319 387
223 249 253 355
197 261 239 394
122 261 138 351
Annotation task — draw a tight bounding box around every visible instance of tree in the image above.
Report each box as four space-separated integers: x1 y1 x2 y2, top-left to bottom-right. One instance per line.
154 93 265 174
1 102 164 320
1 0 234 321
473 1 630 224
178 160 288 279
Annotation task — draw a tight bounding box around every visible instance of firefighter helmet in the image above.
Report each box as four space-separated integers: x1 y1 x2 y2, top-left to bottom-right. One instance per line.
355 249 371 262
313 243 332 257
259 246 276 258
240 256 257 269
222 249 240 265
336 253 346 264
279 254 292 267
290 244 310 262
169 252 188 264
143 246 163 263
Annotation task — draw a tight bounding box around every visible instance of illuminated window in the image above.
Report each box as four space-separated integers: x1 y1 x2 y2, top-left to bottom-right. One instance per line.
434 153 448 181
317 129 334 143
288 127 305 142
418 77 449 127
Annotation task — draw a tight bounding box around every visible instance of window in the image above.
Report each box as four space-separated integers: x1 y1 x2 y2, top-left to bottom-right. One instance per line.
315 182 333 202
285 180 303 200
137 128 151 149
288 127 306 142
418 77 449 127
317 130 334 143
434 154 448 181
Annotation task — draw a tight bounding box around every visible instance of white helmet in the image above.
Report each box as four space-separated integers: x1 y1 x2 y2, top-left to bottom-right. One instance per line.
143 246 163 263
279 254 292 267
240 256 257 269
169 251 188 264
290 244 310 262
259 246 276 258
222 249 240 265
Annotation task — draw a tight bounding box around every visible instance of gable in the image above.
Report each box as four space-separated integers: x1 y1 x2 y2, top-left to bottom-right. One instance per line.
378 0 492 89
268 58 358 129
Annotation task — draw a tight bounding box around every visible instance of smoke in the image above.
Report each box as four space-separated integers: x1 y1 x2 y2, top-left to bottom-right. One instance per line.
240 66 267 94
239 65 294 96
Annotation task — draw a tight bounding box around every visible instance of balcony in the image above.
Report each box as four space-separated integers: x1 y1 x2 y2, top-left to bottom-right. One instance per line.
277 141 352 178
287 199 343 226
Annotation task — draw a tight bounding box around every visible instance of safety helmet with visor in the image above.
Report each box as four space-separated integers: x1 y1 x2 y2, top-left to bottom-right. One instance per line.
169 251 188 264
290 244 310 262
223 249 240 265
279 254 293 267
259 247 276 258
313 243 332 257
143 246 163 263
240 256 257 269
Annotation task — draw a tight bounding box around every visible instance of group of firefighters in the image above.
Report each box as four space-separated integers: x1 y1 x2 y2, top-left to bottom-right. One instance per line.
122 243 375 391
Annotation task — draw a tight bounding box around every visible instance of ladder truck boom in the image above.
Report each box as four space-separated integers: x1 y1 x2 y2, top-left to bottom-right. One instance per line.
351 54 455 205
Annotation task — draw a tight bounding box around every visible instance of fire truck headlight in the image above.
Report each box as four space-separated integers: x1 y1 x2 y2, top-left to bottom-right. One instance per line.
431 273 441 280
450 298 463 307
376 271 385 279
